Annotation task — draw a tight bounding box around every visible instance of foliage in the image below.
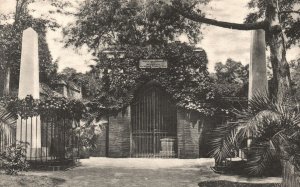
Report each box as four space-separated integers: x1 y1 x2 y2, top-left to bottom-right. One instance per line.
245 0 300 48
0 95 86 120
214 59 249 85
213 58 248 97
77 116 106 150
0 103 16 127
52 67 94 99
290 58 300 101
210 93 300 176
63 0 205 51
0 142 30 175
86 42 216 118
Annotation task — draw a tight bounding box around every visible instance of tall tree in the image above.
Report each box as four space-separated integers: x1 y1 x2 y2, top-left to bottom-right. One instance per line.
169 0 299 103
289 57 300 101
213 58 249 97
215 58 249 85
63 0 205 53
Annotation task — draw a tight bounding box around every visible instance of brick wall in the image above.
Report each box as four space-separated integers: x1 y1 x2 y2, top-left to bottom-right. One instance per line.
91 107 219 158
90 126 107 157
108 107 131 157
177 109 201 158
199 116 220 157
177 109 218 159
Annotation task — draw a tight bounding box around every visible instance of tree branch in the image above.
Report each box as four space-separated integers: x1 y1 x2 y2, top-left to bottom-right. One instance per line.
173 7 268 31
279 10 300 15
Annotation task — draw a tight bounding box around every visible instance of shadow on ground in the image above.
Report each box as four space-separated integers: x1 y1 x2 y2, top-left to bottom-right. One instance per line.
198 180 281 187
0 174 66 187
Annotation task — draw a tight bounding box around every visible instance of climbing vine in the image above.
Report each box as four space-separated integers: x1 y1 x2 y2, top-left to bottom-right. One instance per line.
0 95 86 120
90 42 217 116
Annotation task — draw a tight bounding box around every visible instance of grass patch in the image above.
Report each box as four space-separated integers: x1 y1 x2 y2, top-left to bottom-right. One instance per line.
0 174 65 187
198 180 281 187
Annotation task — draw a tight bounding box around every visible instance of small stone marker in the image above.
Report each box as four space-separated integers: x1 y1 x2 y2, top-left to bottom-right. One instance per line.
248 29 268 100
16 27 42 158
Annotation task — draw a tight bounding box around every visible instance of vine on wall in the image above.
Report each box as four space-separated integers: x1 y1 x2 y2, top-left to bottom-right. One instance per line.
90 42 218 116
0 95 86 120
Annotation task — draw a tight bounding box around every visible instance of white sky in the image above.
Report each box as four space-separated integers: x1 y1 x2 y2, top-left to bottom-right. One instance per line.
0 0 299 73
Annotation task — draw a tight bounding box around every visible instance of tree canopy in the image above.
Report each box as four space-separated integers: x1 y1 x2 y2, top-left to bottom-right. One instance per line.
215 59 248 85
63 0 206 52
213 58 248 97
245 0 300 48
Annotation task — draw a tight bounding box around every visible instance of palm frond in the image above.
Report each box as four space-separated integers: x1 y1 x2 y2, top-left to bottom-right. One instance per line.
234 92 276 120
246 141 277 175
209 122 243 162
211 91 300 175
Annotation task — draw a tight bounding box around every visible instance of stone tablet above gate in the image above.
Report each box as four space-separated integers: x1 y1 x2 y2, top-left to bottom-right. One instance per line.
139 59 168 69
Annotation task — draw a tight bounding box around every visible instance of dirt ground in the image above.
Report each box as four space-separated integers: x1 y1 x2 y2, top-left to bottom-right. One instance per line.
20 157 282 187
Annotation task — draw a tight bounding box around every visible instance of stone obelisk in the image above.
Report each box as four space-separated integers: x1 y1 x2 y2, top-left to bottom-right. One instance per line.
247 29 268 148
248 29 268 100
16 27 41 158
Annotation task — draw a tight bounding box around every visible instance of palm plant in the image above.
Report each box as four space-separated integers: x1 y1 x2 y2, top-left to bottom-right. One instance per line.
210 93 300 175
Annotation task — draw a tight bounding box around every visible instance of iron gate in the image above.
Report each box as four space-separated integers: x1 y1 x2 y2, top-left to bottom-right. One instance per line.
131 83 177 158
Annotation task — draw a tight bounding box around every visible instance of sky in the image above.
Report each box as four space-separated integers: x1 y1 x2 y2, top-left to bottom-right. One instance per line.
0 0 299 73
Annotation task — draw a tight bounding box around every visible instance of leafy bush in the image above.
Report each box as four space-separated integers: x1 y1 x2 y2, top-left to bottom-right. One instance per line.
0 142 30 175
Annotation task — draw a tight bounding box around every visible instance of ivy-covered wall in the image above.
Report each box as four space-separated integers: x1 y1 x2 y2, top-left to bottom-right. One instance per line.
89 43 217 118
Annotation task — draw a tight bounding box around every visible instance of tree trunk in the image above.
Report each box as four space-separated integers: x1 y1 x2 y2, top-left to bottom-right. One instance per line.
269 33 292 103
3 66 11 96
266 0 292 103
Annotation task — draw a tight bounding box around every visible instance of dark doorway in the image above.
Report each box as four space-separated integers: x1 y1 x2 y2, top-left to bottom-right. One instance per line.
131 82 177 158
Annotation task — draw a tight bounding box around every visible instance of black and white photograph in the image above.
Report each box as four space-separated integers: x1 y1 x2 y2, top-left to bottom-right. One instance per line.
0 0 299 186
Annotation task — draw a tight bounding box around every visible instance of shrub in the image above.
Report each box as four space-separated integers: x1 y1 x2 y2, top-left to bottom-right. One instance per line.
0 142 30 175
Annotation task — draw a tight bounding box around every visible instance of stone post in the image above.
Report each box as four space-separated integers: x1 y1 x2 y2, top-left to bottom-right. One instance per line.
16 28 42 158
248 29 268 100
247 29 268 149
